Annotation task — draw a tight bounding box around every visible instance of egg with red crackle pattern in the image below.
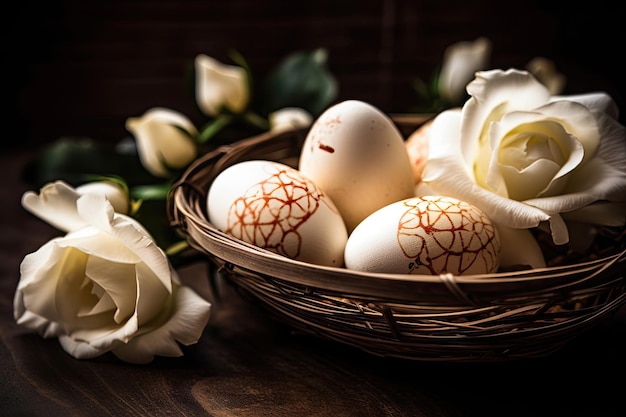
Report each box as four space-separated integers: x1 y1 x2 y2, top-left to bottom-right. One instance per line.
344 196 501 275
207 160 348 267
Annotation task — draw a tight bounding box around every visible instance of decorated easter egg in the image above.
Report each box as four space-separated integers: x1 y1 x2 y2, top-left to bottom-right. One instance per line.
207 160 348 267
344 196 501 275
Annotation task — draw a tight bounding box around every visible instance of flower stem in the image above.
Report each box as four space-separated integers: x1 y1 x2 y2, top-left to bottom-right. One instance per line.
198 114 234 144
166 240 189 257
243 111 269 131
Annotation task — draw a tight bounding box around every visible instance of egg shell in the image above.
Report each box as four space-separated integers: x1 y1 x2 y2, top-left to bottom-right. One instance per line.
298 100 415 233
207 160 348 267
405 119 432 185
344 196 501 275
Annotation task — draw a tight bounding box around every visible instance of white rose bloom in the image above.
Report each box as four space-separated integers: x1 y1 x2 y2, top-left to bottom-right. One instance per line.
15 181 211 364
438 37 492 105
126 107 198 178
269 107 313 132
422 69 626 246
195 54 249 117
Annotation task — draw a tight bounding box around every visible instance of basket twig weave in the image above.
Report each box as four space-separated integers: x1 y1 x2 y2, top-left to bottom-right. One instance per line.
168 117 626 362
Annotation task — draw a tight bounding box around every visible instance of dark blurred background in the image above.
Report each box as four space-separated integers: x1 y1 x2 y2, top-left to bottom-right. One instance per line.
4 0 625 150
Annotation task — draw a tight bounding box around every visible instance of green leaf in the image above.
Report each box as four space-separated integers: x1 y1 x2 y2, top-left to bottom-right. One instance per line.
21 137 158 189
131 198 180 252
258 48 338 117
131 182 172 201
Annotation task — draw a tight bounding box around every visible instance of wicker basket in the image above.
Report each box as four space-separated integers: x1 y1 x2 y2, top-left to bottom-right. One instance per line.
168 116 626 363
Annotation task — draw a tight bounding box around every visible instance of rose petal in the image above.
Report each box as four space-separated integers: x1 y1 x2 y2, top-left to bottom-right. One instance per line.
109 219 173 292
59 228 139 264
18 241 83 323
496 225 546 269
551 92 619 121
535 101 600 161
562 201 626 226
487 112 585 199
73 202 173 293
76 181 129 214
58 334 112 360
14 309 62 338
21 181 88 233
111 284 211 364
68 314 139 353
426 157 552 229
83 256 137 322
546 212 569 245
134 262 172 326
423 109 553 229
524 114 626 212
462 69 551 166
566 112 626 200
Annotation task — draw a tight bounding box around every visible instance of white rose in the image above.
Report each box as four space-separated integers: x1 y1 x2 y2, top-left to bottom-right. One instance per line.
269 107 313 132
422 69 626 246
438 37 492 105
15 181 211 364
125 107 198 178
195 54 249 117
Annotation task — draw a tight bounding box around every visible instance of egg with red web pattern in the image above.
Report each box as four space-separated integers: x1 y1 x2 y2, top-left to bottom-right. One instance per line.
207 160 348 267
344 196 501 275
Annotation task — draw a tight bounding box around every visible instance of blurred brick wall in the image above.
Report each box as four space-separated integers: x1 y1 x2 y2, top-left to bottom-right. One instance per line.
5 0 624 149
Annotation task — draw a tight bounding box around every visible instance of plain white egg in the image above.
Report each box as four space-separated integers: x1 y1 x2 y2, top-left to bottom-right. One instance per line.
344 196 501 275
207 160 348 267
298 100 415 233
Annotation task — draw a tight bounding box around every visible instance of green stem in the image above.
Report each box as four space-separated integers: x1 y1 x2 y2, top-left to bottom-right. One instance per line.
198 114 234 144
242 111 270 131
131 181 172 201
166 240 189 257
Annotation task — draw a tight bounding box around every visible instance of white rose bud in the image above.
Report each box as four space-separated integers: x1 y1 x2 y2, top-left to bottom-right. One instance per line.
438 37 492 105
269 107 313 132
525 56 566 95
195 54 249 117
126 107 198 178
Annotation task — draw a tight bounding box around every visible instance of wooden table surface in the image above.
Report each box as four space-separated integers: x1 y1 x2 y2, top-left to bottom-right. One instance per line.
2 149 625 417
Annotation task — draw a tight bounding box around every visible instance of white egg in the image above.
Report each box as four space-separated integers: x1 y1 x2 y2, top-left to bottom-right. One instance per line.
207 160 348 267
345 196 501 275
299 100 415 233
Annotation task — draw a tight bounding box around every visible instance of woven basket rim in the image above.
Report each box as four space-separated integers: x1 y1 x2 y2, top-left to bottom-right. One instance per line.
197 223 626 282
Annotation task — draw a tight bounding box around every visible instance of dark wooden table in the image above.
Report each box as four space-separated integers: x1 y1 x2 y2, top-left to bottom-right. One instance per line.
2 149 625 417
